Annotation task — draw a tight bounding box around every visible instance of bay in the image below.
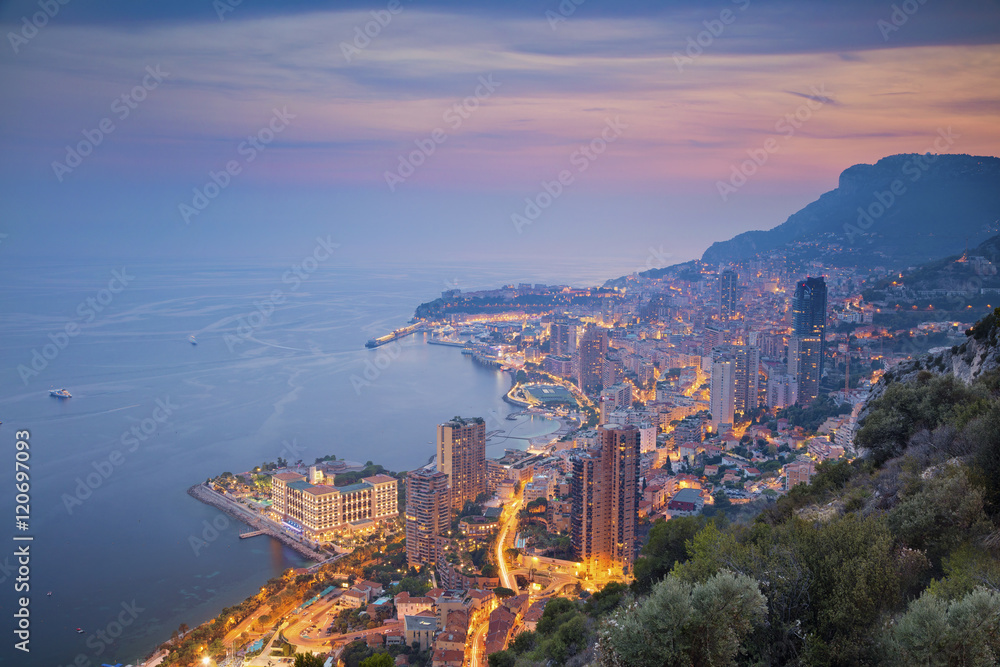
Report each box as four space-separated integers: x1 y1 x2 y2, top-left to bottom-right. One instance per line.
0 257 625 665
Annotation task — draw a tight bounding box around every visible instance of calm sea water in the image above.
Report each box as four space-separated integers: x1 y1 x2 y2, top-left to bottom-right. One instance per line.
0 258 626 665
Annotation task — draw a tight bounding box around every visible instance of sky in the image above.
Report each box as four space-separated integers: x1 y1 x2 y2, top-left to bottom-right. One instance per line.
1 0 999 272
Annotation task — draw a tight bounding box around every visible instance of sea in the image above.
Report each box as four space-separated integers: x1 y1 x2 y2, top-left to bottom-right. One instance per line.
0 257 633 666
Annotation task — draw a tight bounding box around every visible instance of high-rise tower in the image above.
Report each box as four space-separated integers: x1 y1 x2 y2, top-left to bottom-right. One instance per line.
733 343 760 417
570 424 640 577
436 417 486 510
709 351 736 429
719 270 739 319
405 467 450 568
576 326 608 395
790 277 827 403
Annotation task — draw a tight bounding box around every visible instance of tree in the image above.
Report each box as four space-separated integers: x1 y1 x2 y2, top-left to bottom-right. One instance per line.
632 516 707 594
510 630 536 654
494 586 516 599
537 597 576 636
586 581 627 617
887 464 991 572
487 651 516 667
294 653 326 667
706 491 731 517
599 571 766 667
359 654 394 667
887 587 1000 666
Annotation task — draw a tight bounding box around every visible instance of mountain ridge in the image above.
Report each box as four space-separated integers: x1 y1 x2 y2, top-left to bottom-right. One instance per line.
700 153 1000 269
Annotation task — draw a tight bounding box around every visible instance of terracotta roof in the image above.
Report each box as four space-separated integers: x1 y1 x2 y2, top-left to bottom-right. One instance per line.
523 599 547 624
431 649 465 666
467 589 494 600
303 485 338 496
363 474 398 485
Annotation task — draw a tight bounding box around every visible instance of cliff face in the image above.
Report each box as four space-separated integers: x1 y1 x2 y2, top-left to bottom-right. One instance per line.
701 153 1000 268
861 308 1000 416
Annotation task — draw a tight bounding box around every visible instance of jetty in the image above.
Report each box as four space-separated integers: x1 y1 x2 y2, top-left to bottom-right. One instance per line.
427 338 467 348
239 529 266 539
365 322 424 348
186 483 326 561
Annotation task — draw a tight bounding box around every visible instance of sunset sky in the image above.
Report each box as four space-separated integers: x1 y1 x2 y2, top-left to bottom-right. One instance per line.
2 0 999 271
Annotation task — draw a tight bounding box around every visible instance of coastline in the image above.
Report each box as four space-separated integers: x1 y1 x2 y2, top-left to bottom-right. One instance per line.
186 483 326 561
169 347 570 663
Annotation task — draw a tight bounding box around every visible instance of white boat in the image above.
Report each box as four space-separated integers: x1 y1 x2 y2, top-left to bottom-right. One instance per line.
49 388 71 398
189 335 198 345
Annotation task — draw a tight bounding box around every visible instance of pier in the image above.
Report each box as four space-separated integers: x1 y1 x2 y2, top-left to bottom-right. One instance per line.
239 529 266 539
365 322 424 348
427 338 467 348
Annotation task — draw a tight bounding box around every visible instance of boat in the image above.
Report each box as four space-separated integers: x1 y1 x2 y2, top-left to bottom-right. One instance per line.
76 628 84 634
47 591 52 596
49 388 72 398
189 335 197 345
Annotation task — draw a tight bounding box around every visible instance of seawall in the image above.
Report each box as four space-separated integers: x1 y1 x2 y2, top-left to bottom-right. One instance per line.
186 483 325 561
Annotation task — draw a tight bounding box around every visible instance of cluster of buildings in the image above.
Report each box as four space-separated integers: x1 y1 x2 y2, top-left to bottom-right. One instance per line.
202 250 996 665
403 411 644 584
269 466 399 542
405 417 489 572
394 588 498 663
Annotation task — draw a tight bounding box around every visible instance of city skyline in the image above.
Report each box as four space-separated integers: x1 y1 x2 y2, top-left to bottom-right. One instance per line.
3 1 1000 665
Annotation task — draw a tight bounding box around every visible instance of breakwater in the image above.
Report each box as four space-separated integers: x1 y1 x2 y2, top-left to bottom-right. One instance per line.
187 483 326 561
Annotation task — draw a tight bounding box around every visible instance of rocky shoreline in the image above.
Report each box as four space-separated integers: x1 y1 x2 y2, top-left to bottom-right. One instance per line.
186 483 326 561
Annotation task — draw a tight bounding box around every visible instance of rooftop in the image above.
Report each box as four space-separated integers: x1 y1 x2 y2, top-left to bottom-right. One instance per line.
404 615 438 632
363 474 398 485
671 488 703 505
443 416 485 427
337 482 374 494
303 485 339 496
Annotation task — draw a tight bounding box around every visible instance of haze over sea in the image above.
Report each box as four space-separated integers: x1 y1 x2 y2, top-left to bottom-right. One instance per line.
0 256 639 665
